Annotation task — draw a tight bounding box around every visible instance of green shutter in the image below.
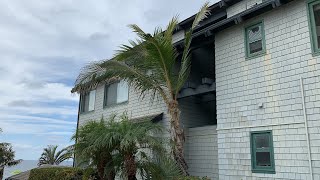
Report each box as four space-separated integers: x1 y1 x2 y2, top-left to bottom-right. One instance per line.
244 21 266 59
250 131 275 174
307 0 320 55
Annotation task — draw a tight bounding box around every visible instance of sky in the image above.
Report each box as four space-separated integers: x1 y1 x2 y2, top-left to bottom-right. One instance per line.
0 0 215 160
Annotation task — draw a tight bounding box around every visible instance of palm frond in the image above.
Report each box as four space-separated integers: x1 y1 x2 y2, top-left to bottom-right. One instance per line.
0 143 21 168
191 2 211 30
128 24 151 40
38 145 72 166
164 15 179 42
175 2 210 96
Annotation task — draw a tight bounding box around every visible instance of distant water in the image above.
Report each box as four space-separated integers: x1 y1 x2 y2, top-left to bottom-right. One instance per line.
3 160 73 179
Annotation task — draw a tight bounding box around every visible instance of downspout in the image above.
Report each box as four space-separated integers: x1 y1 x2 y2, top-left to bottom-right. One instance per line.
73 95 81 168
300 77 313 180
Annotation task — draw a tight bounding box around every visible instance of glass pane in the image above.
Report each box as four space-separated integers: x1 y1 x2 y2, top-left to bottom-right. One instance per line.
256 152 271 167
249 40 263 54
88 90 96 111
107 83 117 105
117 80 129 103
84 93 90 112
248 25 262 43
255 134 269 148
313 3 320 48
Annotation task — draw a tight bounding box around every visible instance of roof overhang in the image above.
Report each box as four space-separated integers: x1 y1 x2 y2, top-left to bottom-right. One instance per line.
174 0 294 48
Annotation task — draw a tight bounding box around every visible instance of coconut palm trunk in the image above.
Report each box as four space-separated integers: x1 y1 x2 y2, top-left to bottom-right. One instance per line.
168 100 187 172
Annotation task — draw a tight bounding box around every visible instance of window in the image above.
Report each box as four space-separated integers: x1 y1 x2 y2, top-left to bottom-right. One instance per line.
250 131 275 173
104 80 129 107
245 22 266 58
307 0 320 54
80 90 96 113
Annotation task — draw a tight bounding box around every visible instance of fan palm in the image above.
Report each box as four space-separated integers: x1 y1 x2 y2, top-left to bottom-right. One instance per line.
72 3 210 174
0 143 22 180
105 114 170 180
72 118 116 180
73 114 181 180
38 145 73 166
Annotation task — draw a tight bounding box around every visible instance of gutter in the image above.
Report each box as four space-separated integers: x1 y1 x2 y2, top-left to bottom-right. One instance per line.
300 77 314 180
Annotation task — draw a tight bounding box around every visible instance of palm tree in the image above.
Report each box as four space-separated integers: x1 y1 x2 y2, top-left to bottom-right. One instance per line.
72 118 116 180
106 114 169 180
72 3 210 174
0 143 22 180
73 114 181 180
38 145 73 166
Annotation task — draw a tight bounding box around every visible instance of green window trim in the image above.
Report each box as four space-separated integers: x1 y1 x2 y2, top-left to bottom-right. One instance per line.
244 21 266 59
104 81 129 108
250 130 275 174
307 0 320 55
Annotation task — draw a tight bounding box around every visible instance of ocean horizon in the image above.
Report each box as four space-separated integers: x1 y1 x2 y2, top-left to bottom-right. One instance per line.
3 160 73 179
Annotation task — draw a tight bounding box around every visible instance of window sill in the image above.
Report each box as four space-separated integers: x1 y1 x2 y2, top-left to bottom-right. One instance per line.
246 51 266 60
79 110 95 115
311 50 320 57
104 101 129 109
252 169 275 174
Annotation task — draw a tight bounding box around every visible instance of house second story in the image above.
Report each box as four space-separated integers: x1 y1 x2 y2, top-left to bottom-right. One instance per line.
77 80 168 127
74 0 319 130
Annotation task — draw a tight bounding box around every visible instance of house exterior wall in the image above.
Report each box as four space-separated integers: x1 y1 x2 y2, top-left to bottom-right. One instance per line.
184 125 219 180
78 83 220 178
215 0 320 179
78 83 169 132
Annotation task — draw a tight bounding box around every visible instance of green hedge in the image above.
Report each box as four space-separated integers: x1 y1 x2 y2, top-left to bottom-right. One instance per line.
28 167 83 180
175 176 211 180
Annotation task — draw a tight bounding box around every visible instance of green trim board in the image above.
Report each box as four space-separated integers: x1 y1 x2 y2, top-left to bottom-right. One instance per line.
244 21 266 59
307 0 320 55
250 130 275 174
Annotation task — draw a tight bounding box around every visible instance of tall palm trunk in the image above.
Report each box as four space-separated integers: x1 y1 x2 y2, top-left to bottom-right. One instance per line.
168 100 188 175
124 153 137 180
0 167 4 180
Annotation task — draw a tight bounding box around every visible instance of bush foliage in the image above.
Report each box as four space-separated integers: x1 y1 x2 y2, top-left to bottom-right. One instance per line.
28 167 83 180
28 166 210 180
176 176 211 180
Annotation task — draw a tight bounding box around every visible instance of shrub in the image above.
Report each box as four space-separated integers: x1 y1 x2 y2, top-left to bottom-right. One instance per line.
28 167 83 180
82 168 99 180
175 176 211 180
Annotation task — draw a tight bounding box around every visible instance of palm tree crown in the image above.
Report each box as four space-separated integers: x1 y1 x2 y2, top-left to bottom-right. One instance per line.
38 145 73 166
72 3 210 174
0 143 22 180
72 118 116 180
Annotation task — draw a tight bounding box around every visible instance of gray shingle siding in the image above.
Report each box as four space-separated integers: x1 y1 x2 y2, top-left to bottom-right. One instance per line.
79 83 169 129
185 126 219 179
215 0 320 179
